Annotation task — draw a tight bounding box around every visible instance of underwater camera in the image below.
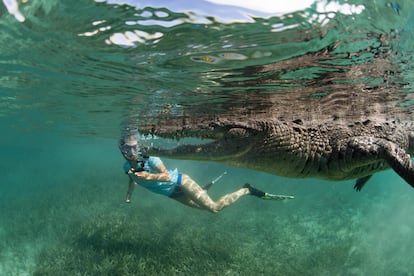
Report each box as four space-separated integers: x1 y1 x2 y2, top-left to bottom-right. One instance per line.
130 160 146 173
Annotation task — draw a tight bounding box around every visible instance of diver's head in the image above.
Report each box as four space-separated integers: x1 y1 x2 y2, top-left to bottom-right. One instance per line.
119 134 143 161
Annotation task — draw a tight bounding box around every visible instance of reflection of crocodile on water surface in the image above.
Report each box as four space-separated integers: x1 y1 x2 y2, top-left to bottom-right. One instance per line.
143 118 414 191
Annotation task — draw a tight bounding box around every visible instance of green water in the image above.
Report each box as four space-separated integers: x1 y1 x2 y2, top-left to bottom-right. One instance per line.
1 0 414 274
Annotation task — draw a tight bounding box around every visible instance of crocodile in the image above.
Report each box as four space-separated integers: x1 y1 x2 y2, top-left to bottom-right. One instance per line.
144 118 414 191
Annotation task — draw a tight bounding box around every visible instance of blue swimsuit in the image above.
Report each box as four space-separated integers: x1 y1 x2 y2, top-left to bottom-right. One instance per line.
124 157 182 197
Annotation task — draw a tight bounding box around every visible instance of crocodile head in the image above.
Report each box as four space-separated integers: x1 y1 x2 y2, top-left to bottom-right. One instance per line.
143 119 270 171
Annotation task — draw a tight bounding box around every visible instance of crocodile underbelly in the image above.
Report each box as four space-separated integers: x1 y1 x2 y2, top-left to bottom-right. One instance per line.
325 160 390 181
265 157 390 181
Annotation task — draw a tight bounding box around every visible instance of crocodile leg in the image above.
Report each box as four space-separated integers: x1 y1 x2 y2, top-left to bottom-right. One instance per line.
354 175 372 191
348 137 414 188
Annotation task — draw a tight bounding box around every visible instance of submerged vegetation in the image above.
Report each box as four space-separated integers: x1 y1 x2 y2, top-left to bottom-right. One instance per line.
1 162 413 275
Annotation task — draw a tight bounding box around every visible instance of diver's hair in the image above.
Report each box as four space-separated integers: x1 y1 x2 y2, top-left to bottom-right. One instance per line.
119 135 138 147
119 127 140 146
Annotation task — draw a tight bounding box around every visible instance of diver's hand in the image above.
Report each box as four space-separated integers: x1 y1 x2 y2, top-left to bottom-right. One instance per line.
134 171 150 179
127 169 151 179
125 192 132 203
128 168 145 175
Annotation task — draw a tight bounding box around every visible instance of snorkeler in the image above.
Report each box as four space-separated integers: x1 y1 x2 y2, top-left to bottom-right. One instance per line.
119 133 294 213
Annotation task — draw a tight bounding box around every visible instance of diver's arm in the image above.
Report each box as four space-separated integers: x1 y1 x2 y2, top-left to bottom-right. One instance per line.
134 162 171 182
125 177 135 203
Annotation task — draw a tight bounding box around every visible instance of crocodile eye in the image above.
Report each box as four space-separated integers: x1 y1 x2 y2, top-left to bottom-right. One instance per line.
227 128 247 137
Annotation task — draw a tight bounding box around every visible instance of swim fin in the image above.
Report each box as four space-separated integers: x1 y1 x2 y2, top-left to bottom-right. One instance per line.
243 183 294 200
261 193 295 200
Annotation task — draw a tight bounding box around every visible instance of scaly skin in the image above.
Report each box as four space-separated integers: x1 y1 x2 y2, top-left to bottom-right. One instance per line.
145 118 414 190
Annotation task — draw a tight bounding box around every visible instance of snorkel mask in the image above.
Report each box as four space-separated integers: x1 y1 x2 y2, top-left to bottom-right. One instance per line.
119 133 148 161
120 142 141 158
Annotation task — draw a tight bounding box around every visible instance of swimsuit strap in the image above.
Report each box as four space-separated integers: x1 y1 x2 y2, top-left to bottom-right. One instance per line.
176 173 182 185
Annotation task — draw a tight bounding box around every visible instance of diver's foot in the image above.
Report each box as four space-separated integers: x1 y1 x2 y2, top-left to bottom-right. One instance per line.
243 183 265 198
243 183 295 200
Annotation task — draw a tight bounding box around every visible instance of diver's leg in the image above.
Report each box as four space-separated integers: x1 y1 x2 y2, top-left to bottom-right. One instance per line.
173 195 203 209
214 188 250 211
179 174 249 213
